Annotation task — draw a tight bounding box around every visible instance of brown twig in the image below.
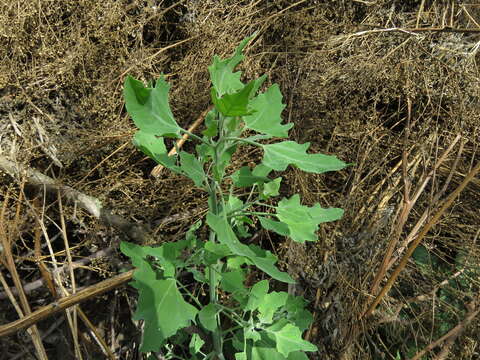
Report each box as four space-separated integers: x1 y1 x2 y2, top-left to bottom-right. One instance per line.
409 300 480 360
0 247 115 300
0 269 134 337
0 155 155 245
362 160 480 318
0 190 48 359
371 134 462 293
370 97 413 295
57 192 83 359
33 197 57 298
388 137 464 268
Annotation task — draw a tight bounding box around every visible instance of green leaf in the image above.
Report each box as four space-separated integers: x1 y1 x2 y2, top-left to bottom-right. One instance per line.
179 151 206 188
240 331 309 360
413 245 432 269
198 303 219 332
275 195 344 243
202 109 218 137
245 327 262 342
223 195 244 215
121 251 197 351
252 163 273 177
189 333 205 355
258 291 289 324
132 131 167 163
120 241 174 278
221 270 247 294
190 268 208 283
258 217 290 237
243 84 293 138
231 166 270 187
213 144 238 181
261 177 281 199
211 80 256 117
204 241 232 257
262 141 348 174
250 74 267 98
208 35 254 96
124 75 181 137
227 255 249 269
284 296 314 332
246 280 269 311
287 352 311 360
186 220 202 242
206 213 294 284
120 242 198 351
155 153 183 175
265 321 317 357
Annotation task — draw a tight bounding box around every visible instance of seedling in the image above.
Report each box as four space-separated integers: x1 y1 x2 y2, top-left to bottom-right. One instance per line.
121 35 348 359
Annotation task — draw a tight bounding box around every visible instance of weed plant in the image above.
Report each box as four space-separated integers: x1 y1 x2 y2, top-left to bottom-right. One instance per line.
121 35 348 360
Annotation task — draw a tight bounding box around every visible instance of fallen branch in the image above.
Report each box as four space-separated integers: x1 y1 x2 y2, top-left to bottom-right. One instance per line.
0 269 134 337
0 155 154 245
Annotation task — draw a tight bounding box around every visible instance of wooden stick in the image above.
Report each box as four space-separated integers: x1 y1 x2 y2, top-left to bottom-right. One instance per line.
0 270 134 337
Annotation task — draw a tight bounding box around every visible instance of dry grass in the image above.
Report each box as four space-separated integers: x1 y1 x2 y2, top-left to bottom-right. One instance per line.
1 0 479 359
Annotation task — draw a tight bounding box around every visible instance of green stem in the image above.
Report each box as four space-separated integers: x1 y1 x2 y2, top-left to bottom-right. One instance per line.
208 187 225 360
179 128 210 146
224 136 262 147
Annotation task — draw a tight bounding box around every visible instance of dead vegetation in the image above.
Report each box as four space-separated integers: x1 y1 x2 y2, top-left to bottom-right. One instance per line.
1 0 479 359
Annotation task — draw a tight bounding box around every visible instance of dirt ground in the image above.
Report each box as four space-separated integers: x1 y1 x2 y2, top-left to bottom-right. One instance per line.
1 0 479 359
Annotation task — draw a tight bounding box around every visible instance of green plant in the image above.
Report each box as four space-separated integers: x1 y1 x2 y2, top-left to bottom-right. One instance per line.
120 35 348 360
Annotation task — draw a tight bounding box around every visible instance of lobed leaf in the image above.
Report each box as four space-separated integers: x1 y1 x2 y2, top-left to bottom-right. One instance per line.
275 194 344 243
120 242 198 352
179 151 206 188
202 108 218 137
208 35 254 96
124 76 181 137
258 217 290 237
257 291 289 324
265 321 317 357
198 303 219 332
206 213 294 284
221 269 248 303
262 141 348 174
231 166 270 188
243 84 293 138
132 131 167 163
261 177 281 199
189 334 205 355
282 295 314 332
211 80 256 117
245 280 269 311
236 331 310 360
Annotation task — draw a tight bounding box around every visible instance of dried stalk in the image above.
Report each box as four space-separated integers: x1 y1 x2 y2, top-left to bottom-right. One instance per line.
363 160 480 318
0 269 134 337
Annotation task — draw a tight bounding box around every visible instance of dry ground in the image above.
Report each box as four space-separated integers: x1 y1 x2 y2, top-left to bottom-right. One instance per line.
0 0 479 359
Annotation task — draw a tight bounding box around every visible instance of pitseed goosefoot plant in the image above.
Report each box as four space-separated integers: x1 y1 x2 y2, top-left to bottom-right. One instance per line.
121 34 349 360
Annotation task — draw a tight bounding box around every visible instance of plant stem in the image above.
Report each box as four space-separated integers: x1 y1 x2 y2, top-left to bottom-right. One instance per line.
179 128 210 146
208 187 225 360
224 136 262 147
